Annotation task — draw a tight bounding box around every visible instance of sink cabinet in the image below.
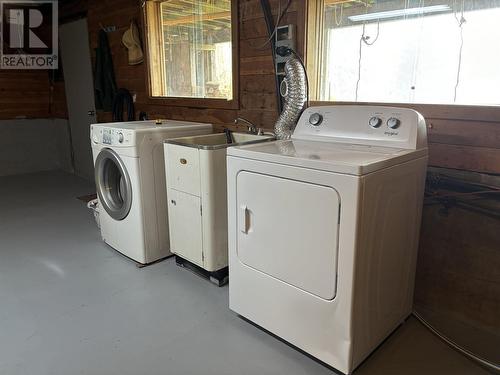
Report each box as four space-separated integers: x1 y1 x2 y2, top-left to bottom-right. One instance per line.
164 133 274 272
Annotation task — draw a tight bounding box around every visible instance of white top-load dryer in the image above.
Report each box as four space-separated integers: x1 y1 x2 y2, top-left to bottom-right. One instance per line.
91 120 212 264
226 106 428 374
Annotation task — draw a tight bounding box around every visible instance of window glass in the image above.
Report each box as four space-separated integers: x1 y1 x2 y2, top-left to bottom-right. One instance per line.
147 0 233 99
319 0 500 105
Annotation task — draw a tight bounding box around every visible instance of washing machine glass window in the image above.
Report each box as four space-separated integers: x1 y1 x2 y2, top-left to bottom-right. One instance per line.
95 148 132 220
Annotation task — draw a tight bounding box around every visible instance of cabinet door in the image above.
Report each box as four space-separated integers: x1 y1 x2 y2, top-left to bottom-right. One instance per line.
236 172 340 300
168 189 203 267
165 144 201 197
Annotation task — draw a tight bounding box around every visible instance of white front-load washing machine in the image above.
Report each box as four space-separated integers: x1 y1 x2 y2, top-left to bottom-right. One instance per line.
226 106 428 374
91 120 212 264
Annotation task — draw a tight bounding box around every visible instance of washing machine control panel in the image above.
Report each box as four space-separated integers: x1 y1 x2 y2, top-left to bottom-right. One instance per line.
92 127 133 146
103 129 113 144
292 105 427 150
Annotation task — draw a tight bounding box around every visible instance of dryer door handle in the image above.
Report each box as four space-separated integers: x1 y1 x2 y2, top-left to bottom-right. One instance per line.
239 205 249 234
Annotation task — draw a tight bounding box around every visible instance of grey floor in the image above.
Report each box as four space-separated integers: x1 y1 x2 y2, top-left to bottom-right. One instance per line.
0 171 492 375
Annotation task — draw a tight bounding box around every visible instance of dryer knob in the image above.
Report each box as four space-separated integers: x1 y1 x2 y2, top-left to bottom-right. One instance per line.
118 132 124 143
369 116 382 128
387 117 401 129
309 113 323 126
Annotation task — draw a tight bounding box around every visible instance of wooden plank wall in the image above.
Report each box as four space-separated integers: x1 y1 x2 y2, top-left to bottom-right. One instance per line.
85 0 304 132
416 203 500 340
0 1 70 120
426 118 500 176
0 70 67 119
390 104 500 175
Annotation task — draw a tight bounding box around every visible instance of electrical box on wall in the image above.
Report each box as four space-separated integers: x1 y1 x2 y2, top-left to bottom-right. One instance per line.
275 24 296 76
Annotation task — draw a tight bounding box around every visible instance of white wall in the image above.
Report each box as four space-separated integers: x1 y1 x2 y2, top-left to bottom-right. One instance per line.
0 119 73 177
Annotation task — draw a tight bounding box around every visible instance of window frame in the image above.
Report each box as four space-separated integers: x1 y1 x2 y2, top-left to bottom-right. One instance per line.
142 0 239 110
304 0 500 122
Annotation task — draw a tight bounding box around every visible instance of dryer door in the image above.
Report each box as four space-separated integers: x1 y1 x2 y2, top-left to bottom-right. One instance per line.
95 148 133 220
236 172 340 300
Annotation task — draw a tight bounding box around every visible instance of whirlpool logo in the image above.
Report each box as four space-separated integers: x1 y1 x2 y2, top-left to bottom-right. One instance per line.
384 131 399 136
0 0 58 69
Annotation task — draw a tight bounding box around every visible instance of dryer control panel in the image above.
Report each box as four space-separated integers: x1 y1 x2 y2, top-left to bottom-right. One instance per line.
293 105 427 150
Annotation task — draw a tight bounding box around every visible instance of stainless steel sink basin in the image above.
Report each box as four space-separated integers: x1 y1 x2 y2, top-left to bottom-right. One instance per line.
165 132 275 150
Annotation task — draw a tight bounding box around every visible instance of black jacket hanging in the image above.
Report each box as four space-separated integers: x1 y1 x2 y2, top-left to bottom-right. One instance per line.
112 88 135 122
94 30 117 111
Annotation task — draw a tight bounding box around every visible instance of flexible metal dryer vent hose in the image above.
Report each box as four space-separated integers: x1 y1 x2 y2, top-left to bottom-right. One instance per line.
274 57 307 140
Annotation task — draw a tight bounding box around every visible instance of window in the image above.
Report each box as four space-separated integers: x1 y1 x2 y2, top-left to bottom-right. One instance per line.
308 0 500 106
145 0 236 103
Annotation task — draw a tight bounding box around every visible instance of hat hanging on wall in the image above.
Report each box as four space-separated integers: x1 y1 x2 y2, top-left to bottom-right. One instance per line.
122 21 144 65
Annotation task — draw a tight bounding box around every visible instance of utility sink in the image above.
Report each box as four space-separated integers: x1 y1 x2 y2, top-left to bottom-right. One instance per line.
166 132 275 150
163 132 274 284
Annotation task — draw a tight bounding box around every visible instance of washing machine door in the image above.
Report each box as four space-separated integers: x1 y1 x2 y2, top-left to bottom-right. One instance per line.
95 148 133 220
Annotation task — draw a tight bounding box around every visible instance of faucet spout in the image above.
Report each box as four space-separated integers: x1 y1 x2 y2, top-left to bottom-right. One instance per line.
234 117 258 135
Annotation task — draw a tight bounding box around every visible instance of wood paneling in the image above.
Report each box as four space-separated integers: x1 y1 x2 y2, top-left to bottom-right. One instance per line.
84 0 305 131
240 56 275 76
427 119 500 148
428 144 500 175
0 0 74 120
0 70 67 119
240 12 297 39
425 118 500 174
240 0 299 20
415 202 500 363
424 114 500 174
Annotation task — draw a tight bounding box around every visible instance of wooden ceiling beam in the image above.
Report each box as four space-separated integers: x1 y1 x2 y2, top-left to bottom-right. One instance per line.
325 0 371 6
161 0 229 14
163 10 230 26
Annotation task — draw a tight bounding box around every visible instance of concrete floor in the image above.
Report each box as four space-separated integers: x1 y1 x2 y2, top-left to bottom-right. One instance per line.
0 171 492 375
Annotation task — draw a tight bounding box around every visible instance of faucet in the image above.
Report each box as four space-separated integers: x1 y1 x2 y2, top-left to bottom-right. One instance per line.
234 117 262 135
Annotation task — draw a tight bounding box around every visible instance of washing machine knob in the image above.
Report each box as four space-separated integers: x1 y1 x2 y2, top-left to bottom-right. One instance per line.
118 132 124 143
309 113 323 126
387 117 401 129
